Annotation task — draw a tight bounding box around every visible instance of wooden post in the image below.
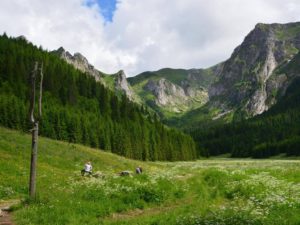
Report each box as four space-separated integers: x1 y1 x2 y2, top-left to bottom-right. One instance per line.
29 121 38 198
29 62 43 199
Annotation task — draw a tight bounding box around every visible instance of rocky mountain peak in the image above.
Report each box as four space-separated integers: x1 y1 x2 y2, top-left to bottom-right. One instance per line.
116 70 126 78
115 70 134 100
209 22 300 116
52 48 138 101
16 35 28 42
52 47 103 82
55 47 73 61
73 52 89 65
56 46 65 53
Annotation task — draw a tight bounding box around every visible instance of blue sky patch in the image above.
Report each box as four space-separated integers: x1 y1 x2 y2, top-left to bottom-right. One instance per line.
85 0 117 22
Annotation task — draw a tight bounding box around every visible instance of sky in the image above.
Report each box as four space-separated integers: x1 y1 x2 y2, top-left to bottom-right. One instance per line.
86 0 117 22
0 0 300 77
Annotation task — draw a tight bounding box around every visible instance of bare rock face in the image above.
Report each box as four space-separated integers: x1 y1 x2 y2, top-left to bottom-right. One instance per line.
145 78 187 106
115 70 134 100
53 48 138 101
53 47 103 82
246 37 278 114
144 78 208 113
209 22 300 116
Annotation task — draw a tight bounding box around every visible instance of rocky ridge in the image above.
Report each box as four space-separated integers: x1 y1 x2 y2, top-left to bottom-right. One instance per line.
52 47 104 82
53 22 300 125
129 68 216 114
52 47 136 100
130 22 300 124
114 70 135 100
209 22 300 116
145 78 208 112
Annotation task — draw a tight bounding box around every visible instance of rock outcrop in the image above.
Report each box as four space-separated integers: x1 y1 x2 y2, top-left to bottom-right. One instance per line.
114 70 135 100
53 48 138 101
144 78 208 113
52 47 104 82
209 22 300 116
145 78 188 106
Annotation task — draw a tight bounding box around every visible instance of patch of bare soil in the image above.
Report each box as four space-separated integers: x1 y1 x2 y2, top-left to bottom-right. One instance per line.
0 200 20 225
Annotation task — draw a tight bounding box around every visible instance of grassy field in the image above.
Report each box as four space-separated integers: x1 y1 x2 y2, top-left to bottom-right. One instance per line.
0 126 300 225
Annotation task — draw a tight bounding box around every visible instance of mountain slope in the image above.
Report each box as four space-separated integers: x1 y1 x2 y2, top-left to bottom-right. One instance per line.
189 52 300 157
1 126 299 225
129 22 300 128
209 22 300 116
128 66 220 118
0 34 196 161
49 22 300 130
52 47 138 101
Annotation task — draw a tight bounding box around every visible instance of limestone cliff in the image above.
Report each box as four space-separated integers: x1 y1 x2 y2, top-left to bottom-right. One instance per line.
129 68 213 114
52 47 104 82
114 70 135 100
209 22 300 116
52 48 137 101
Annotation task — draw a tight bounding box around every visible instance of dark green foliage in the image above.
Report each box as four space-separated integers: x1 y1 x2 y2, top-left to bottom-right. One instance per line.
253 136 300 158
190 76 300 158
0 34 196 161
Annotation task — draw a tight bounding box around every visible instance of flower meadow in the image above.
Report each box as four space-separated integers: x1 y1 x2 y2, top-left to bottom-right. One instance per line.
174 161 300 225
0 128 299 224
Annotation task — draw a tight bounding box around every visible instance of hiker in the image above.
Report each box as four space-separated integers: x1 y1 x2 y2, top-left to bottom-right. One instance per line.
81 161 92 176
136 166 143 174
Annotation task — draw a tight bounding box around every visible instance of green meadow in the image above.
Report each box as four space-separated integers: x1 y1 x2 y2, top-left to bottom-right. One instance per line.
0 126 299 225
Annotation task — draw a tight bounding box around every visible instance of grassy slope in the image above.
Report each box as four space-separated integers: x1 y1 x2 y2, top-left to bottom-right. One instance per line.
102 74 142 103
176 49 300 129
128 69 189 87
128 68 215 120
1 127 300 225
128 69 192 118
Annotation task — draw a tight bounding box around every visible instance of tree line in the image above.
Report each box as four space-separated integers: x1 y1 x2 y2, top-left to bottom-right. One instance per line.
0 34 197 161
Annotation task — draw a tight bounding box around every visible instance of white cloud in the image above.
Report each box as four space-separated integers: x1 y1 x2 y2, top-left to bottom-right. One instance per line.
0 0 300 76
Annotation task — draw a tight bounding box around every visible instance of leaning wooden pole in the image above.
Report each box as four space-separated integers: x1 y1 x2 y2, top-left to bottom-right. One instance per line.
29 62 43 199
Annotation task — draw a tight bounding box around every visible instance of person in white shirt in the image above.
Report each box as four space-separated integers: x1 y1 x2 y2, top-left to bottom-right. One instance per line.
81 161 92 176
135 166 143 174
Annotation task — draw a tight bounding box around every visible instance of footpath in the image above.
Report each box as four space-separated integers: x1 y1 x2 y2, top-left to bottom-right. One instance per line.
0 200 20 225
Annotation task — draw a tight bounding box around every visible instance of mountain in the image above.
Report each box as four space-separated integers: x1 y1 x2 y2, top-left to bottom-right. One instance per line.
52 47 137 101
209 22 300 116
103 70 137 101
50 22 300 129
0 34 197 161
128 66 220 117
189 50 300 157
2 22 299 159
52 47 106 82
129 22 300 127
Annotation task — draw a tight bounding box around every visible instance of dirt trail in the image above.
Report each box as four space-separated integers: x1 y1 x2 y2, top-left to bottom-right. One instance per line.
109 205 175 221
0 210 14 225
0 200 20 225
105 197 194 222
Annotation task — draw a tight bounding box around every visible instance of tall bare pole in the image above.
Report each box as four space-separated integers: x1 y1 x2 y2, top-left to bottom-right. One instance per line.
29 62 43 199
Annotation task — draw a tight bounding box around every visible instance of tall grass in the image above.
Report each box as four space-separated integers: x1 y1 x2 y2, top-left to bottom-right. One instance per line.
0 127 299 224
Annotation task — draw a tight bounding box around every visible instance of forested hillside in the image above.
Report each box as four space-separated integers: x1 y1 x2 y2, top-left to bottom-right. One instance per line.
190 73 300 158
0 34 196 161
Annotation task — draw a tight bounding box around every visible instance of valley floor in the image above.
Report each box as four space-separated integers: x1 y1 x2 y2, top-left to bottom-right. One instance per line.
0 127 299 225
